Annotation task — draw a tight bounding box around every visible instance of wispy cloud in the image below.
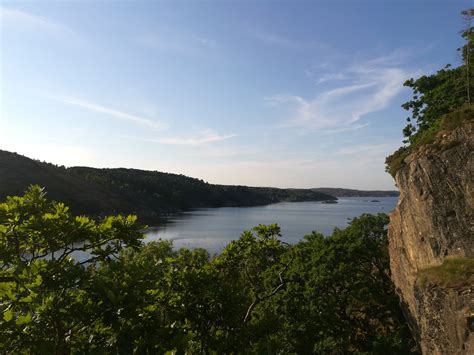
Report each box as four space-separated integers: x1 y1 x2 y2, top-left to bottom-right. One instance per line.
60 97 168 130
316 123 369 135
192 35 217 48
315 72 348 85
0 7 72 35
334 142 398 156
364 48 412 67
159 131 236 145
266 51 410 131
251 32 301 48
249 30 331 52
123 129 236 146
137 28 216 56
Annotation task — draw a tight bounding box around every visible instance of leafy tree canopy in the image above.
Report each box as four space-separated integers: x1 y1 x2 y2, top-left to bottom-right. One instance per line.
1 186 417 353
401 8 473 145
386 9 474 177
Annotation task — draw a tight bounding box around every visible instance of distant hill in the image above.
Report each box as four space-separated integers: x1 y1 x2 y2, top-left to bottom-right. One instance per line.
312 187 399 197
0 150 133 215
0 150 335 221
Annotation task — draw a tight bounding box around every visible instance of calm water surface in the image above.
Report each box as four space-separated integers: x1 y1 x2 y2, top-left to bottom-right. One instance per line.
146 197 399 253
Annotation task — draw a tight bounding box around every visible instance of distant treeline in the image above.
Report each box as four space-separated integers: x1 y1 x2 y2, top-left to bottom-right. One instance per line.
312 187 399 197
0 150 336 221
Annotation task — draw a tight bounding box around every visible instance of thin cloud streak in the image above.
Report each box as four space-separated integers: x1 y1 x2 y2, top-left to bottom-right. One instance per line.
0 7 72 35
334 142 398 156
61 97 168 130
249 30 333 53
122 130 237 146
315 72 348 85
251 32 301 48
266 51 410 131
136 27 216 57
159 132 236 145
317 123 369 135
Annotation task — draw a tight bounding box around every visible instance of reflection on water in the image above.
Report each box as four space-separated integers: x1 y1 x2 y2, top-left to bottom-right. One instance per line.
145 197 398 253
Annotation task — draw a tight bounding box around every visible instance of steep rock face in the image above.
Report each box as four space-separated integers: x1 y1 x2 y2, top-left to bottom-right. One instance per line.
388 121 474 354
413 285 474 354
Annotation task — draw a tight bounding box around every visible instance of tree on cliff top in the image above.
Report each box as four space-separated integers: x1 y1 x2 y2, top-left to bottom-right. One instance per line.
386 9 474 177
401 8 473 144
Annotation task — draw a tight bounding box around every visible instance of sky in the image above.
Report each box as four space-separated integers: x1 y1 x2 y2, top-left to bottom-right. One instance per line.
0 0 470 189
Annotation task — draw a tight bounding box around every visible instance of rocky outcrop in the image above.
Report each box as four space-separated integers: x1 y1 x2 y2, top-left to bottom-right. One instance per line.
388 121 474 354
413 285 474 354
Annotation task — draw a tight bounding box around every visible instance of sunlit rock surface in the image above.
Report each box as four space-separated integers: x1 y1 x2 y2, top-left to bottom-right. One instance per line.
388 121 474 354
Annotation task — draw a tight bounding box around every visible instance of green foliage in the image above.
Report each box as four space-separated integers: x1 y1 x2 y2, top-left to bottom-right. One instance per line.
254 214 415 354
385 105 474 177
385 146 410 178
401 66 467 142
417 258 474 289
68 166 336 212
0 185 144 353
1 187 417 353
400 9 473 145
387 9 474 177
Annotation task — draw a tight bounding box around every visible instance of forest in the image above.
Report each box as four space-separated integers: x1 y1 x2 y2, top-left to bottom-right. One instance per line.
0 186 416 353
0 149 336 222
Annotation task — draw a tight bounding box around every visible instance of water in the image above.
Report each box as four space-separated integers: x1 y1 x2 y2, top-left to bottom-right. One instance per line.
146 197 399 253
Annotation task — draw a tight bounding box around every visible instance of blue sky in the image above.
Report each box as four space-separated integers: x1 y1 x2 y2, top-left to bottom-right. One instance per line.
0 0 470 189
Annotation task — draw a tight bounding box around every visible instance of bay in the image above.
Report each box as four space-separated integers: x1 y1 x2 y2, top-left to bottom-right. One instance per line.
146 197 398 253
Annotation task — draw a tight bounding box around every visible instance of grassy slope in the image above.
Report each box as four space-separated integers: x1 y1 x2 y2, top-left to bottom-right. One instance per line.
417 258 474 289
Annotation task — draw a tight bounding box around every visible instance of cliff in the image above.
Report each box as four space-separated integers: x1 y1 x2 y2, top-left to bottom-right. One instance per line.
388 120 474 354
